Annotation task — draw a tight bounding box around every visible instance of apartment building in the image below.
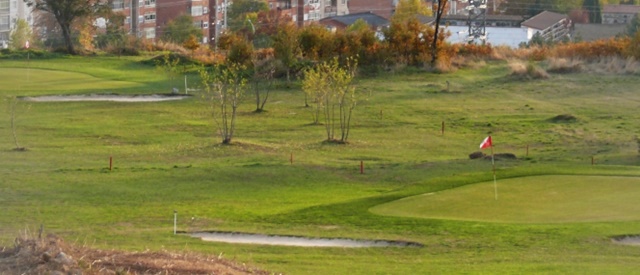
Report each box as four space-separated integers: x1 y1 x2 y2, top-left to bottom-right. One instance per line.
111 0 210 43
266 0 348 26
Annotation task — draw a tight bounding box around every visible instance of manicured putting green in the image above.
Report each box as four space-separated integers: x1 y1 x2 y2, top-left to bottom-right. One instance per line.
371 175 640 223
0 68 140 91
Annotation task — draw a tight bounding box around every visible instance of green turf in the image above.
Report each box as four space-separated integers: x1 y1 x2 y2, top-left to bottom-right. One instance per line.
2 55 640 274
371 175 640 223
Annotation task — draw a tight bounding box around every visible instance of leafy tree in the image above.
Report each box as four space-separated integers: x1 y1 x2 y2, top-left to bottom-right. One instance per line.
583 0 602 23
199 64 248 144
302 58 359 143
25 0 106 54
392 0 432 22
9 19 33 50
162 15 203 44
272 20 300 81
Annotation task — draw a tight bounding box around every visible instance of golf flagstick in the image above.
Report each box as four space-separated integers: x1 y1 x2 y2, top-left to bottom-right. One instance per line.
479 136 497 200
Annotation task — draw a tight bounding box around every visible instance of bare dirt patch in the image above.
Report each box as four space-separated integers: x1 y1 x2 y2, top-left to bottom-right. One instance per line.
0 234 270 275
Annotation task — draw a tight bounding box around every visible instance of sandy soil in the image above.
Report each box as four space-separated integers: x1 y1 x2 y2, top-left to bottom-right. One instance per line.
190 232 423 248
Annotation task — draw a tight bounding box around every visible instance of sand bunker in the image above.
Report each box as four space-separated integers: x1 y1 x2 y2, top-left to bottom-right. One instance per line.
613 235 640 246
190 232 422 248
21 94 190 102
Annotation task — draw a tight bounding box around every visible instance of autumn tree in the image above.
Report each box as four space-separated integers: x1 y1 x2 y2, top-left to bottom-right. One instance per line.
199 64 248 144
383 17 435 65
25 0 107 54
392 0 432 22
299 23 336 61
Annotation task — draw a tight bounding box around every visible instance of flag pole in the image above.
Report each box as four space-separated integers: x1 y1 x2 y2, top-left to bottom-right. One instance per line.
491 144 497 200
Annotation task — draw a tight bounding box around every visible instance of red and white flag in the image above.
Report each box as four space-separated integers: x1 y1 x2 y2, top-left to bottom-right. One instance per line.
479 136 492 149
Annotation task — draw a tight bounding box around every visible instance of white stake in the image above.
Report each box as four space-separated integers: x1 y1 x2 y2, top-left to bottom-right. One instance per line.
173 210 177 235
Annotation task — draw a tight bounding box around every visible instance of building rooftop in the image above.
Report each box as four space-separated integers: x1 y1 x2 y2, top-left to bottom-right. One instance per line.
521 11 569 30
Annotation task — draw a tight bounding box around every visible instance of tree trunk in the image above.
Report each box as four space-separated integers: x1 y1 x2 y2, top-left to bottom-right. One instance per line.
61 22 76 54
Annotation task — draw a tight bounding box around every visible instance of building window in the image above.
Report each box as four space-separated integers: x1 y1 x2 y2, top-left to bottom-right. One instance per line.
0 16 9 30
144 13 156 21
144 0 155 6
204 7 208 14
112 0 124 10
0 0 9 13
191 5 203 16
203 21 209 28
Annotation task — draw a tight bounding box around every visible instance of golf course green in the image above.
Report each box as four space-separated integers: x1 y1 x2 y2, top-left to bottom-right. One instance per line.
372 175 640 223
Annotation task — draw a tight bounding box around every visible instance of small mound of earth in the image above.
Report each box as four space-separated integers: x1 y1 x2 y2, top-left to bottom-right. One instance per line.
0 234 269 275
21 94 190 102
469 152 517 160
549 114 577 123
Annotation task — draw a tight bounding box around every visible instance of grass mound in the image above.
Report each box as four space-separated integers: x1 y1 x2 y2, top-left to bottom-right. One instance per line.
370 175 640 223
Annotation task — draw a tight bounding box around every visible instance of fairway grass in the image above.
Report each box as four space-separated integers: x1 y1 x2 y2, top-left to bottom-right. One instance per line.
3 56 640 274
371 175 640 223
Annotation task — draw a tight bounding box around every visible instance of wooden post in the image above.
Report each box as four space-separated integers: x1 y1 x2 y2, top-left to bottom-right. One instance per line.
360 161 364 174
441 121 445 135
380 110 383 119
526 144 529 157
290 153 293 164
592 156 595 165
109 156 113 171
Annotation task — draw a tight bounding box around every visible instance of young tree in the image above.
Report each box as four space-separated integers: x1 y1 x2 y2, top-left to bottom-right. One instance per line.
252 58 276 112
200 64 248 144
162 15 203 44
303 58 359 143
25 0 105 54
156 53 181 92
